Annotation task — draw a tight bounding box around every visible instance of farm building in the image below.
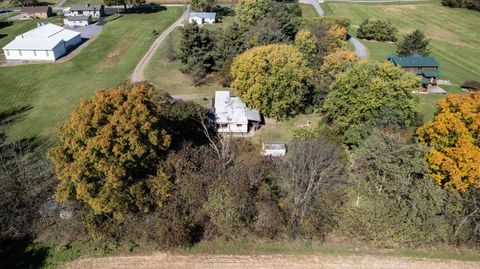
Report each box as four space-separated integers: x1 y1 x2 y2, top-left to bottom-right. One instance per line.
387 54 440 89
64 15 92 26
213 91 261 134
2 23 81 61
67 4 105 18
188 12 216 25
20 6 53 19
262 143 287 157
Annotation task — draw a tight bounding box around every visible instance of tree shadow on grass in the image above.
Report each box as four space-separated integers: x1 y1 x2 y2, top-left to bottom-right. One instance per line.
0 105 33 125
128 4 167 14
0 237 49 269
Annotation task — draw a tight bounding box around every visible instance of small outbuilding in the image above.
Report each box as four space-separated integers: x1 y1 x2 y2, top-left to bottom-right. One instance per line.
262 143 287 157
68 4 105 18
2 23 82 61
21 6 53 19
188 12 217 25
63 15 92 27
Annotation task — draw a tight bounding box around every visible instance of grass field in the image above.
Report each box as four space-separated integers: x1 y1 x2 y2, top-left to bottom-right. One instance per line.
322 1 480 85
0 7 183 146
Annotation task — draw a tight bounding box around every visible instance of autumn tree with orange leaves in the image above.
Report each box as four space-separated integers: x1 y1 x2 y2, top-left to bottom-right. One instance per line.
49 82 206 219
417 93 480 191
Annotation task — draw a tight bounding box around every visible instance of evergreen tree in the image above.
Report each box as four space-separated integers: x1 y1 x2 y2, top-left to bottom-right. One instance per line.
178 22 215 72
396 29 431 56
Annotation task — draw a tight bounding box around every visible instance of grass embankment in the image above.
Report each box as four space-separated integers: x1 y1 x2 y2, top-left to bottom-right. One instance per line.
321 1 480 121
0 7 183 146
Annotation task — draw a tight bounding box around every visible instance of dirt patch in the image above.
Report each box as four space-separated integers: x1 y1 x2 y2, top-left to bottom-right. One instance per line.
99 40 132 69
382 5 417 13
62 253 480 269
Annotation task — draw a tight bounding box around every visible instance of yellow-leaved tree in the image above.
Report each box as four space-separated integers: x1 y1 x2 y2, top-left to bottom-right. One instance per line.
417 93 480 191
230 44 314 119
49 82 174 219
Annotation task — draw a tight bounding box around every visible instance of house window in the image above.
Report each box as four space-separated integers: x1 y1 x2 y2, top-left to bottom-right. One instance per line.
220 124 228 128
236 124 243 127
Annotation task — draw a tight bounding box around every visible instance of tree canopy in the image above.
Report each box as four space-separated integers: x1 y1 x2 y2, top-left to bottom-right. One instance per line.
357 19 397 42
178 22 215 72
323 62 420 147
231 44 314 119
236 0 273 27
396 29 431 56
190 0 215 12
417 93 480 191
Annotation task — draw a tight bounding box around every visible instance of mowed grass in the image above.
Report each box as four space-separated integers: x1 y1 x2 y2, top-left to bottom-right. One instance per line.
322 1 480 84
300 3 319 18
0 7 183 145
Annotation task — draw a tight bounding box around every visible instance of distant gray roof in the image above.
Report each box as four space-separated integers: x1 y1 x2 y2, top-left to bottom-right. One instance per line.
70 4 103 11
21 6 51 13
64 15 91 21
247 108 261 122
263 143 286 150
189 12 216 20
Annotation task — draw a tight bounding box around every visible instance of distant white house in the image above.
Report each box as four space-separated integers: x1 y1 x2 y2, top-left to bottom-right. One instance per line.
64 15 92 27
213 91 261 134
2 23 82 61
67 4 105 18
188 12 216 25
262 143 287 157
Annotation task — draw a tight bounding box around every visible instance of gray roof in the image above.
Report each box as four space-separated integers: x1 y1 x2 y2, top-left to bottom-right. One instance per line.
189 12 216 20
70 4 103 11
263 143 287 150
64 15 91 21
21 6 51 13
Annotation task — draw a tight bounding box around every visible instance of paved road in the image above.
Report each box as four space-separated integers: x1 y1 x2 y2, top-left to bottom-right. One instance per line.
300 0 368 59
131 6 189 82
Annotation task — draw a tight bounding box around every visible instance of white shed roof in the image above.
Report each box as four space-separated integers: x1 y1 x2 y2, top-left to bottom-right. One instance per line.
189 12 216 20
3 23 80 51
214 91 260 124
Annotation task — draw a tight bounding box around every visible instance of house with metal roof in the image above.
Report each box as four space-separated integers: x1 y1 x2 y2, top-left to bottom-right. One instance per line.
2 23 81 61
20 6 53 19
213 91 261 134
67 4 105 18
387 54 440 88
188 12 217 25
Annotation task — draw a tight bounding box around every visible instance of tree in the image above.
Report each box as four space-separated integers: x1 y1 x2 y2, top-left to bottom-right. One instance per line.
294 29 318 65
396 29 431 56
267 2 302 40
103 0 145 13
357 19 397 42
305 18 348 64
230 44 314 119
245 17 288 48
275 137 346 234
417 93 480 191
190 0 215 12
323 62 420 147
178 22 215 73
442 0 480 11
9 0 37 6
318 49 357 83
236 0 273 27
214 22 246 67
49 82 177 219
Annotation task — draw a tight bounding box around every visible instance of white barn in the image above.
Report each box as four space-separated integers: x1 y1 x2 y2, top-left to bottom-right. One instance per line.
2 23 81 61
64 15 92 27
188 12 216 25
213 91 261 134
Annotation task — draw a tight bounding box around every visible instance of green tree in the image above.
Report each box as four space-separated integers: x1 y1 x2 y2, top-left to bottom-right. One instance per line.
245 17 288 47
357 19 397 42
236 0 273 27
323 62 420 147
231 44 314 119
294 29 318 65
103 0 145 13
9 0 37 6
190 0 215 12
268 2 302 40
214 22 246 67
49 82 175 219
396 29 431 56
178 22 215 72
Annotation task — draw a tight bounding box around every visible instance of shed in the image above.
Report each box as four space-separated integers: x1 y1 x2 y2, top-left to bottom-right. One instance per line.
262 143 287 157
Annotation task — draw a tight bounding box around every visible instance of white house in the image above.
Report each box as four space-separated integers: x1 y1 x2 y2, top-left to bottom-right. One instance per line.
213 91 261 134
67 4 105 18
262 143 287 157
188 12 216 25
2 23 82 61
64 15 92 27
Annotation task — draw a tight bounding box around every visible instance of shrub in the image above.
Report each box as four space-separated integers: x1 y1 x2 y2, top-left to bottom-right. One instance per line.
357 19 397 42
442 0 480 11
462 80 480 91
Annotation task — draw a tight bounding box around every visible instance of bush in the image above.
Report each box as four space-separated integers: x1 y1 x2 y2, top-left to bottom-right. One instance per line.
462 80 480 90
442 0 480 11
357 19 397 42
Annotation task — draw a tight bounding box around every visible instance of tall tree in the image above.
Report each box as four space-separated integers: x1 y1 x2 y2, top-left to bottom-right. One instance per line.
417 93 480 191
103 0 145 13
230 44 314 119
236 0 273 27
294 29 318 65
9 0 37 6
178 22 215 72
49 83 178 219
323 62 420 147
396 29 431 56
214 22 246 66
190 0 215 12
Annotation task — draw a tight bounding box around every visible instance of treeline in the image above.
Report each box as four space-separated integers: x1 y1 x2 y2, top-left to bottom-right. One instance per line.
442 0 480 11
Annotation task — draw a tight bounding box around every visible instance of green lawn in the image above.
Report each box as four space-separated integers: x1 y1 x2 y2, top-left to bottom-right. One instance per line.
0 7 183 146
300 3 319 18
322 1 480 85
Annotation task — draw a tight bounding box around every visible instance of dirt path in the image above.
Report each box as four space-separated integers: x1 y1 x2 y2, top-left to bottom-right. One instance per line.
63 253 480 269
131 6 190 82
